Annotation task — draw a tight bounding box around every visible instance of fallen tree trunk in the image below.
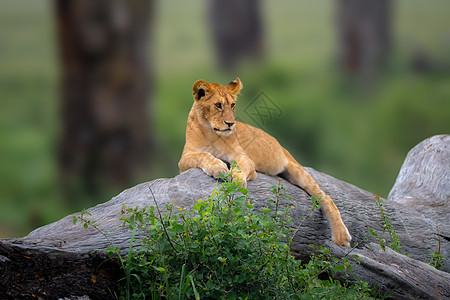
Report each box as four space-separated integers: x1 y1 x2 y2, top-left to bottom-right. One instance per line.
328 241 450 299
1 135 449 299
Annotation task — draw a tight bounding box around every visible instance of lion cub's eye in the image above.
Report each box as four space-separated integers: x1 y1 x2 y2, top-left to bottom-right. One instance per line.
215 103 222 109
231 103 236 109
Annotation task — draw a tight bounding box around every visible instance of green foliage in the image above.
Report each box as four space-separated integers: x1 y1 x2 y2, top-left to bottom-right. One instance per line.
99 168 376 299
72 209 113 246
370 196 447 271
429 251 445 270
303 195 322 222
428 224 446 270
372 195 403 253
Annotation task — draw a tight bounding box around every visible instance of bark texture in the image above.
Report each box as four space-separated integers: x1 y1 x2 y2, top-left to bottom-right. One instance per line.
389 134 449 232
1 135 448 299
209 0 264 72
336 0 391 79
55 0 154 199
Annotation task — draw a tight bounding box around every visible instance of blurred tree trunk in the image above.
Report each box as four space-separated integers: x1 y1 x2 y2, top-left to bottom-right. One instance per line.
336 0 392 79
55 0 154 201
210 0 264 72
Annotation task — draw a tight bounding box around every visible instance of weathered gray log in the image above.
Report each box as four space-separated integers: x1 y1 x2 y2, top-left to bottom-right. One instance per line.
389 134 449 234
329 241 450 300
1 135 449 299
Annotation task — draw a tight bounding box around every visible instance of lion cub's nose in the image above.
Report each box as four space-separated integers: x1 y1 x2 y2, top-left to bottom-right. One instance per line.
224 121 235 128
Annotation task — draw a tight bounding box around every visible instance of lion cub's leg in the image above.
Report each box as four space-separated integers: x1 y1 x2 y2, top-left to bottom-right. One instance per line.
282 159 351 247
231 156 257 187
179 151 229 179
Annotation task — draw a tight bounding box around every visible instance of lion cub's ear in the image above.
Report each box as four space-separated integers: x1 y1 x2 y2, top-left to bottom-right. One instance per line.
226 77 243 96
193 80 211 101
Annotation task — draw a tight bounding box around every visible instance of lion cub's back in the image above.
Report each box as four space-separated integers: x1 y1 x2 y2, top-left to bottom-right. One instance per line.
235 122 288 175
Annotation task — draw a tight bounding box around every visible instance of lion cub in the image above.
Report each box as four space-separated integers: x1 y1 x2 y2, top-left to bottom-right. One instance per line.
178 78 351 247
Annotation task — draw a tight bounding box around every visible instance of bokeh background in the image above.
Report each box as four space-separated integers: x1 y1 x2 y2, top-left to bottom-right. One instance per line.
1 0 449 238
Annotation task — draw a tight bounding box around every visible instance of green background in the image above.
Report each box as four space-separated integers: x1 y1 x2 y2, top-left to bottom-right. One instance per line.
0 0 449 237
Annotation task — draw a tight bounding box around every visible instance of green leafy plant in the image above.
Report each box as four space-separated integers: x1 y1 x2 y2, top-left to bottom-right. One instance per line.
373 195 403 253
428 224 445 270
72 209 113 246
370 197 447 272
76 163 379 299
429 251 445 270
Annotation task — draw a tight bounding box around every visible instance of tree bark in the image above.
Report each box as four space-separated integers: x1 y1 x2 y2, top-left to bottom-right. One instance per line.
1 135 448 299
328 241 450 300
55 0 154 200
209 0 264 72
335 0 391 80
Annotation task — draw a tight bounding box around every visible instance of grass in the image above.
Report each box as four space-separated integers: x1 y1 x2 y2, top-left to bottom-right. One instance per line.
0 0 449 237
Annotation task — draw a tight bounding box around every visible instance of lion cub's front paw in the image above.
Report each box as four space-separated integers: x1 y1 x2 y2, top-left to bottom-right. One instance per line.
332 223 352 247
202 160 229 179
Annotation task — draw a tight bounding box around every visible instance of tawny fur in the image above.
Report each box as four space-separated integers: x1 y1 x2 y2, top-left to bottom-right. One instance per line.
178 78 351 247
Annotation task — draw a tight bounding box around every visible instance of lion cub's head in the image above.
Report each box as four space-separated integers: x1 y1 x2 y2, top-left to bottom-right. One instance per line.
192 78 242 136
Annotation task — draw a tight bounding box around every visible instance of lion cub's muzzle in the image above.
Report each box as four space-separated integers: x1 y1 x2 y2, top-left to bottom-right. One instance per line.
214 121 235 136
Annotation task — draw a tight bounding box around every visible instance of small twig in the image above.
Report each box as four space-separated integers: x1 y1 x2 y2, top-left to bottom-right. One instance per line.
274 178 281 218
340 242 360 260
76 212 114 248
148 185 179 254
291 195 321 240
309 242 360 282
284 261 297 294
436 224 441 254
